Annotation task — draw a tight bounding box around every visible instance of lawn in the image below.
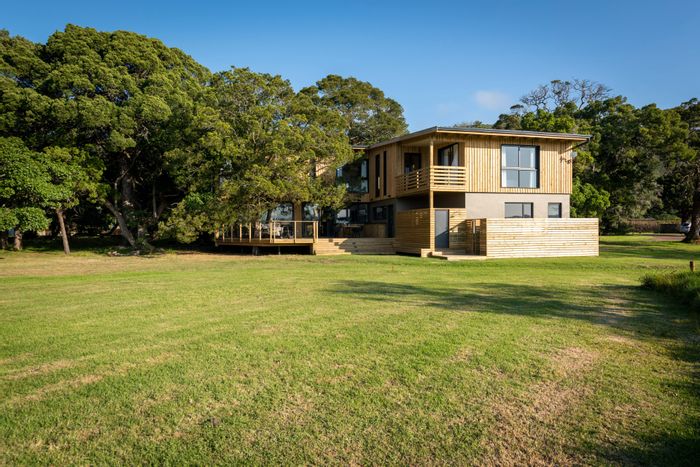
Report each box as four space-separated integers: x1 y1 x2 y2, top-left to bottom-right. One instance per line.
1 236 698 465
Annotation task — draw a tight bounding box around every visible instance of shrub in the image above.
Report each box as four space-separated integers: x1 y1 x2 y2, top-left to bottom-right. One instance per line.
641 271 700 310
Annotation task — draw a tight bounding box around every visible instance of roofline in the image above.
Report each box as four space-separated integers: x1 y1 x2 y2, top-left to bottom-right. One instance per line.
365 126 591 149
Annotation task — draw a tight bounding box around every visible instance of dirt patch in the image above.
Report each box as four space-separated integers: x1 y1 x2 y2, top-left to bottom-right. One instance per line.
479 347 599 465
4 359 75 381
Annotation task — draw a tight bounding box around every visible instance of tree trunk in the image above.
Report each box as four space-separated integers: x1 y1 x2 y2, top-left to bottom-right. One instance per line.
56 208 71 255
685 182 700 243
104 199 137 247
13 230 22 251
0 231 7 250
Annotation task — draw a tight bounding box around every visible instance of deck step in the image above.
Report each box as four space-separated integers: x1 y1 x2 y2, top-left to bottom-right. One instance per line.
313 238 396 255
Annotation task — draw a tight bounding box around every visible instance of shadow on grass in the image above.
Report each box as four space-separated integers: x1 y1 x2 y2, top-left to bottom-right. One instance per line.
328 279 700 464
601 239 698 261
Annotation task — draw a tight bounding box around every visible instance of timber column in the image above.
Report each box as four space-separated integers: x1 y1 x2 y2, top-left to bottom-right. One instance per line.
429 138 435 253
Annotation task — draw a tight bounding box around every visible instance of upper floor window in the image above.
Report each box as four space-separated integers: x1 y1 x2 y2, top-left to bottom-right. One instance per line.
437 143 459 166
501 145 539 188
336 158 368 193
404 153 421 174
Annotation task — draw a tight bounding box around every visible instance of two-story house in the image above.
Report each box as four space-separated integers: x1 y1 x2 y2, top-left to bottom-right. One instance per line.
217 127 599 258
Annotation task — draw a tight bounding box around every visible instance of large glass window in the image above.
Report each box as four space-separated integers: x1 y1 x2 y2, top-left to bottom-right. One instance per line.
404 153 421 173
336 158 368 193
263 203 294 221
336 203 368 224
302 203 320 221
501 145 539 188
505 202 533 218
548 203 562 218
437 143 459 166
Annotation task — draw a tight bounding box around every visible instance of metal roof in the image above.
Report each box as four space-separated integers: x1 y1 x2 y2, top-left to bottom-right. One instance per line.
365 126 591 149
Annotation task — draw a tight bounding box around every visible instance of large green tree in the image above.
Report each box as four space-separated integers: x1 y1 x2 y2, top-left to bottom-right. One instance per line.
301 74 408 146
162 68 354 242
0 138 65 250
0 26 210 248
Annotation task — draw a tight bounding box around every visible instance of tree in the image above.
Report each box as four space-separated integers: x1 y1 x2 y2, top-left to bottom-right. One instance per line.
0 26 211 249
0 137 66 250
668 98 700 242
570 178 611 218
162 68 354 242
300 74 408 146
41 146 102 253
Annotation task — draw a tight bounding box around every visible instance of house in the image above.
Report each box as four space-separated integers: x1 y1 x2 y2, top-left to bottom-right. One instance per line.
216 127 599 258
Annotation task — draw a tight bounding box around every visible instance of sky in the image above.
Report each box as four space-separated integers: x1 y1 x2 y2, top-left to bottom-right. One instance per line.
3 0 699 131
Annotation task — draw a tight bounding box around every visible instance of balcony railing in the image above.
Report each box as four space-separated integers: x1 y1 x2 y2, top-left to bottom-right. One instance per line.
395 166 467 195
217 220 318 244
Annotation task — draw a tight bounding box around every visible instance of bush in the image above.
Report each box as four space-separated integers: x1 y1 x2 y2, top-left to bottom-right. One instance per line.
641 271 700 310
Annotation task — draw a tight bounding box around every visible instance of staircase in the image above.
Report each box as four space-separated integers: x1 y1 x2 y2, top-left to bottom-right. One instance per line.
430 249 486 261
313 238 396 255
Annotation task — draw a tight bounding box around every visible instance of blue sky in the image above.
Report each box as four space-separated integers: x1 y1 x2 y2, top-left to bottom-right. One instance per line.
3 0 698 130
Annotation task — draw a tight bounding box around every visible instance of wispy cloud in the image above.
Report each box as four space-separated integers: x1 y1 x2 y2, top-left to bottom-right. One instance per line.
474 90 510 111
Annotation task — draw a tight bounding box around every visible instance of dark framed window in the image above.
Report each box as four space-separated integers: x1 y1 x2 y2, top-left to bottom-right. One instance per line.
437 143 459 166
501 145 539 188
373 206 387 221
404 152 421 173
265 203 294 221
548 203 562 218
302 203 320 221
383 151 387 196
336 203 368 224
505 202 533 218
375 154 381 197
336 158 368 193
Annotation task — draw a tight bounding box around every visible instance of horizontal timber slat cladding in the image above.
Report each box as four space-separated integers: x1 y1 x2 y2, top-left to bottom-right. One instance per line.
448 209 468 250
480 218 599 258
313 238 396 255
396 208 432 256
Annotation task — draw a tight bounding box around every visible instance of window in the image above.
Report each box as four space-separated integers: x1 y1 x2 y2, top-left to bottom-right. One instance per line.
302 203 320 221
501 145 539 188
264 203 294 221
404 153 421 174
336 203 368 224
505 202 533 218
336 158 368 193
437 143 459 166
373 206 387 221
375 154 381 197
383 151 387 196
548 203 562 218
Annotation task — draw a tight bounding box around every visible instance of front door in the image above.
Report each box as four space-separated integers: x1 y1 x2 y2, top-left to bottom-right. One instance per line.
435 209 449 249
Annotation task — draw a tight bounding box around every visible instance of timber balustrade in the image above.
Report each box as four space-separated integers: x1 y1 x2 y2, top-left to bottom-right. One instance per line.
217 220 318 244
395 166 467 195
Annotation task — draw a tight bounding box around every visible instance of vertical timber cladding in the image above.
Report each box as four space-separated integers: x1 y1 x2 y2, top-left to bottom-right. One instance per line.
430 134 574 194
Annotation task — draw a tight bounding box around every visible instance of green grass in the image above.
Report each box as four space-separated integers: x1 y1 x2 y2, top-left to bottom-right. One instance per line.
642 271 700 309
1 236 699 465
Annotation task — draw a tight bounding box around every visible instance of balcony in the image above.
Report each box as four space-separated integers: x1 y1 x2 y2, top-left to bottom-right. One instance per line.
395 166 467 196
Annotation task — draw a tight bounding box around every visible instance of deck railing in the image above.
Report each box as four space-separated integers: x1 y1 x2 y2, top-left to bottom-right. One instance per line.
218 220 318 244
395 166 467 195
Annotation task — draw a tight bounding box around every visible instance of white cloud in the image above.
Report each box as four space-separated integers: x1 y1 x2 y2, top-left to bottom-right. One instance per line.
474 90 510 111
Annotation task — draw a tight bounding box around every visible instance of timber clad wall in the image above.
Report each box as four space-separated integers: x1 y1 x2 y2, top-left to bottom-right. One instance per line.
480 218 599 258
448 209 468 250
395 208 432 256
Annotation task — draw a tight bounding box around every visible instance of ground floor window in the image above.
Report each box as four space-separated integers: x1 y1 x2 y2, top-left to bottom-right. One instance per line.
262 203 294 221
372 206 387 221
302 203 320 221
505 202 533 218
548 203 562 218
